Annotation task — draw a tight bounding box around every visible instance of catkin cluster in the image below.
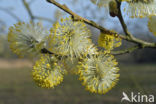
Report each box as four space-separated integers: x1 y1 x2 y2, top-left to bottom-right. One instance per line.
7 0 156 94
7 0 156 95
8 17 120 94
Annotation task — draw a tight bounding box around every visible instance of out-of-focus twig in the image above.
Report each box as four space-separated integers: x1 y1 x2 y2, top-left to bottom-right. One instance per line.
34 16 54 23
111 46 140 55
22 0 34 22
0 7 21 21
22 0 54 23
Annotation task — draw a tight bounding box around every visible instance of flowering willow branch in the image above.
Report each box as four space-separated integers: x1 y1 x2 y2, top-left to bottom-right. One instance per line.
46 0 156 55
46 0 125 39
114 0 156 54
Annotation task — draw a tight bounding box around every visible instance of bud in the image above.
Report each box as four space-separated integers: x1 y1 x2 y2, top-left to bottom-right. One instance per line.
109 0 118 17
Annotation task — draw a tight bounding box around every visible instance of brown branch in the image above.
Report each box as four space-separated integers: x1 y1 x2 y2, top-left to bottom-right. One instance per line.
116 1 133 38
41 48 53 54
46 0 156 55
46 0 125 39
115 0 156 54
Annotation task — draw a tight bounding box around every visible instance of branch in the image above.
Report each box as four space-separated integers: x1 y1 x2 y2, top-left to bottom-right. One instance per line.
46 0 156 55
41 48 67 60
115 0 156 50
0 7 21 21
22 0 54 23
41 48 53 54
116 1 133 38
46 0 125 39
111 46 140 55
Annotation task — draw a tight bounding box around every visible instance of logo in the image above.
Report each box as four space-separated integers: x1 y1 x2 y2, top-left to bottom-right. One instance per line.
121 92 155 103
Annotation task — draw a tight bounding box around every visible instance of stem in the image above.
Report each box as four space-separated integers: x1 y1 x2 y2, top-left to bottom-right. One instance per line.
116 1 133 38
41 48 64 60
111 46 140 55
46 0 156 55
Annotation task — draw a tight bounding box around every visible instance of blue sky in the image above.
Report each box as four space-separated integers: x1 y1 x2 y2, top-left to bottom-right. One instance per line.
0 0 56 27
0 0 102 26
0 0 117 25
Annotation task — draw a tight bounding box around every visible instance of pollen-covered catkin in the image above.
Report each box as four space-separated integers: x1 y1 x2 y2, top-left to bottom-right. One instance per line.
78 53 120 94
124 0 156 18
48 17 96 60
8 22 48 57
32 54 66 88
98 32 121 53
148 15 156 36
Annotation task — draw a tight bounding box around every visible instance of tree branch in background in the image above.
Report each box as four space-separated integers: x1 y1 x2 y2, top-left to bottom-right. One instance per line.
28 0 37 5
34 16 54 23
41 48 66 60
0 7 21 21
22 0 34 21
22 0 54 23
46 0 156 55
111 46 140 55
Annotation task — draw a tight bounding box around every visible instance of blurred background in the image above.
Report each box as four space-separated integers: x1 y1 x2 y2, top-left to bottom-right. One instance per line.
0 0 156 104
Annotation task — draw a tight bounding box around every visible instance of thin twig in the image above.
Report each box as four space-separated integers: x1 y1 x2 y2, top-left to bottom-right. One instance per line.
22 0 34 21
22 0 54 23
116 1 133 38
0 7 21 21
34 16 54 23
111 46 140 55
28 0 37 5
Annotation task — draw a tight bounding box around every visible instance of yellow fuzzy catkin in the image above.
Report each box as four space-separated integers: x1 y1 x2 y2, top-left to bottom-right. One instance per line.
124 0 156 18
78 52 120 94
32 54 66 88
8 22 48 57
148 15 156 36
98 32 121 53
48 17 96 60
